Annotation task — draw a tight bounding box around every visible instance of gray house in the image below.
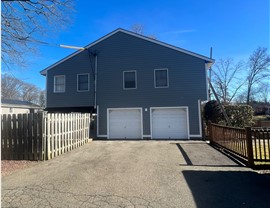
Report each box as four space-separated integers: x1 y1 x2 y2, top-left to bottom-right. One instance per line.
40 28 214 139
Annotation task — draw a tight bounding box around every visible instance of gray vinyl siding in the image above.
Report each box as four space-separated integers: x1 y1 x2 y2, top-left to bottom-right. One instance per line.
93 32 207 136
46 31 208 136
46 50 94 108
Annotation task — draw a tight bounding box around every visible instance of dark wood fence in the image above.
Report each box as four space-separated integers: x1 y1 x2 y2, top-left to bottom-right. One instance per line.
1 112 91 161
209 123 270 169
1 113 44 160
253 120 270 128
209 123 248 159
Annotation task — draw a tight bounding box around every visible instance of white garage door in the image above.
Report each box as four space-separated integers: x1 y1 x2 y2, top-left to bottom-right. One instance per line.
108 109 142 139
151 108 188 139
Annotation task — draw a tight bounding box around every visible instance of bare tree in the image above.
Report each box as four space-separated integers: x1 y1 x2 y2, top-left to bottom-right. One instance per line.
258 82 270 103
130 23 157 39
246 47 270 104
1 74 45 106
212 58 245 104
1 74 24 99
21 83 40 104
131 24 144 35
1 0 74 69
38 90 46 108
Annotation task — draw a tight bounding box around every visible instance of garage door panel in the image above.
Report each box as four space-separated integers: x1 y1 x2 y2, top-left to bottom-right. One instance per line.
152 108 188 139
109 109 142 139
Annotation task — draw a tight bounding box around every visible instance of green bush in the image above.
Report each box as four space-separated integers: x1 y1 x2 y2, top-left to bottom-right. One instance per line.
203 100 254 127
203 100 222 123
224 105 254 127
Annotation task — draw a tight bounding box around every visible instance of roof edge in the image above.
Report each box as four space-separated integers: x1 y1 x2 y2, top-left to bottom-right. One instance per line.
40 28 215 76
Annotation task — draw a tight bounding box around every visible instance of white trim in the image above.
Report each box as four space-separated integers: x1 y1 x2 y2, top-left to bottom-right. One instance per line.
77 73 90 92
143 135 151 137
189 135 202 138
150 106 190 139
40 28 214 75
107 107 143 139
123 70 137 90
97 105 100 136
53 75 65 93
98 135 107 137
198 100 202 137
154 68 169 88
186 107 190 139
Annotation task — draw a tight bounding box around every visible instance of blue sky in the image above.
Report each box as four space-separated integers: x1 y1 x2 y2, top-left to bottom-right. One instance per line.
6 0 270 90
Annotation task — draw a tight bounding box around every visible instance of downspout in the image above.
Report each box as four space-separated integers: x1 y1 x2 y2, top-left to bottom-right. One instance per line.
94 54 97 110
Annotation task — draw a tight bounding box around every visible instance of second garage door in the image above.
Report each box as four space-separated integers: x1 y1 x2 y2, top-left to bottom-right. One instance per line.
151 108 189 139
108 108 142 139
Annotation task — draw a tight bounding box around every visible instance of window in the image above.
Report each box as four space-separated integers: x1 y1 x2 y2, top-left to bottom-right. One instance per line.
9 108 13 113
154 68 169 88
77 74 89 92
54 75 65 93
123 71 137 89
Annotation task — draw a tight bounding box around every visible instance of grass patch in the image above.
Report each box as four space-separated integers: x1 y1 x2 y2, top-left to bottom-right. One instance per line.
253 115 270 121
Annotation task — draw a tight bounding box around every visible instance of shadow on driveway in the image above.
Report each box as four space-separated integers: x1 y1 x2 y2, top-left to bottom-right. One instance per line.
182 170 270 208
174 143 240 167
173 142 270 208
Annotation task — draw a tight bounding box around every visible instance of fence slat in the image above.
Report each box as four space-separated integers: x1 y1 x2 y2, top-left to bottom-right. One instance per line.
38 113 44 160
12 114 17 160
47 114 51 160
2 115 8 159
7 115 13 160
17 114 23 160
245 127 254 168
33 113 38 160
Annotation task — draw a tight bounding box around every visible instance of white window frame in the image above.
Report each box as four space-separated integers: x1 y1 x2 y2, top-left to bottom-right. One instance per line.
54 75 65 93
123 70 137 90
154 68 169 88
77 73 90 92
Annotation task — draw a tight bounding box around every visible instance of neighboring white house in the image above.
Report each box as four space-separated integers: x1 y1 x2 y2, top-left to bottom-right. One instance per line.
1 99 42 114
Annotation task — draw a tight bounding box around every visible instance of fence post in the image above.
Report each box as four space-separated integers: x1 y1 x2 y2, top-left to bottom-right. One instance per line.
208 121 213 144
245 127 254 168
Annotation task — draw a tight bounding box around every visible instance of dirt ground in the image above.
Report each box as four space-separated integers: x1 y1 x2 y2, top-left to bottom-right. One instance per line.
1 160 40 176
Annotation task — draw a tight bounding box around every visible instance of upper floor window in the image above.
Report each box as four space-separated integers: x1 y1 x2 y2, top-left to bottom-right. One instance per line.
123 71 137 89
54 75 65 93
154 68 169 88
77 74 89 92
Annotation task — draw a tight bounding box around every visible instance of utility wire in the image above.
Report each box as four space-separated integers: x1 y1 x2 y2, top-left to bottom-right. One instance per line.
4 37 85 50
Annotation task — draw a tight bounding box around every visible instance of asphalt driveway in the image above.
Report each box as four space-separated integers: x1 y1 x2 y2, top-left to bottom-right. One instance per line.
2 141 270 208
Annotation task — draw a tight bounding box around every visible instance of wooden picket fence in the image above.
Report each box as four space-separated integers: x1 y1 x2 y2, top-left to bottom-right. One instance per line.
1 112 91 161
208 123 270 169
44 113 91 160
